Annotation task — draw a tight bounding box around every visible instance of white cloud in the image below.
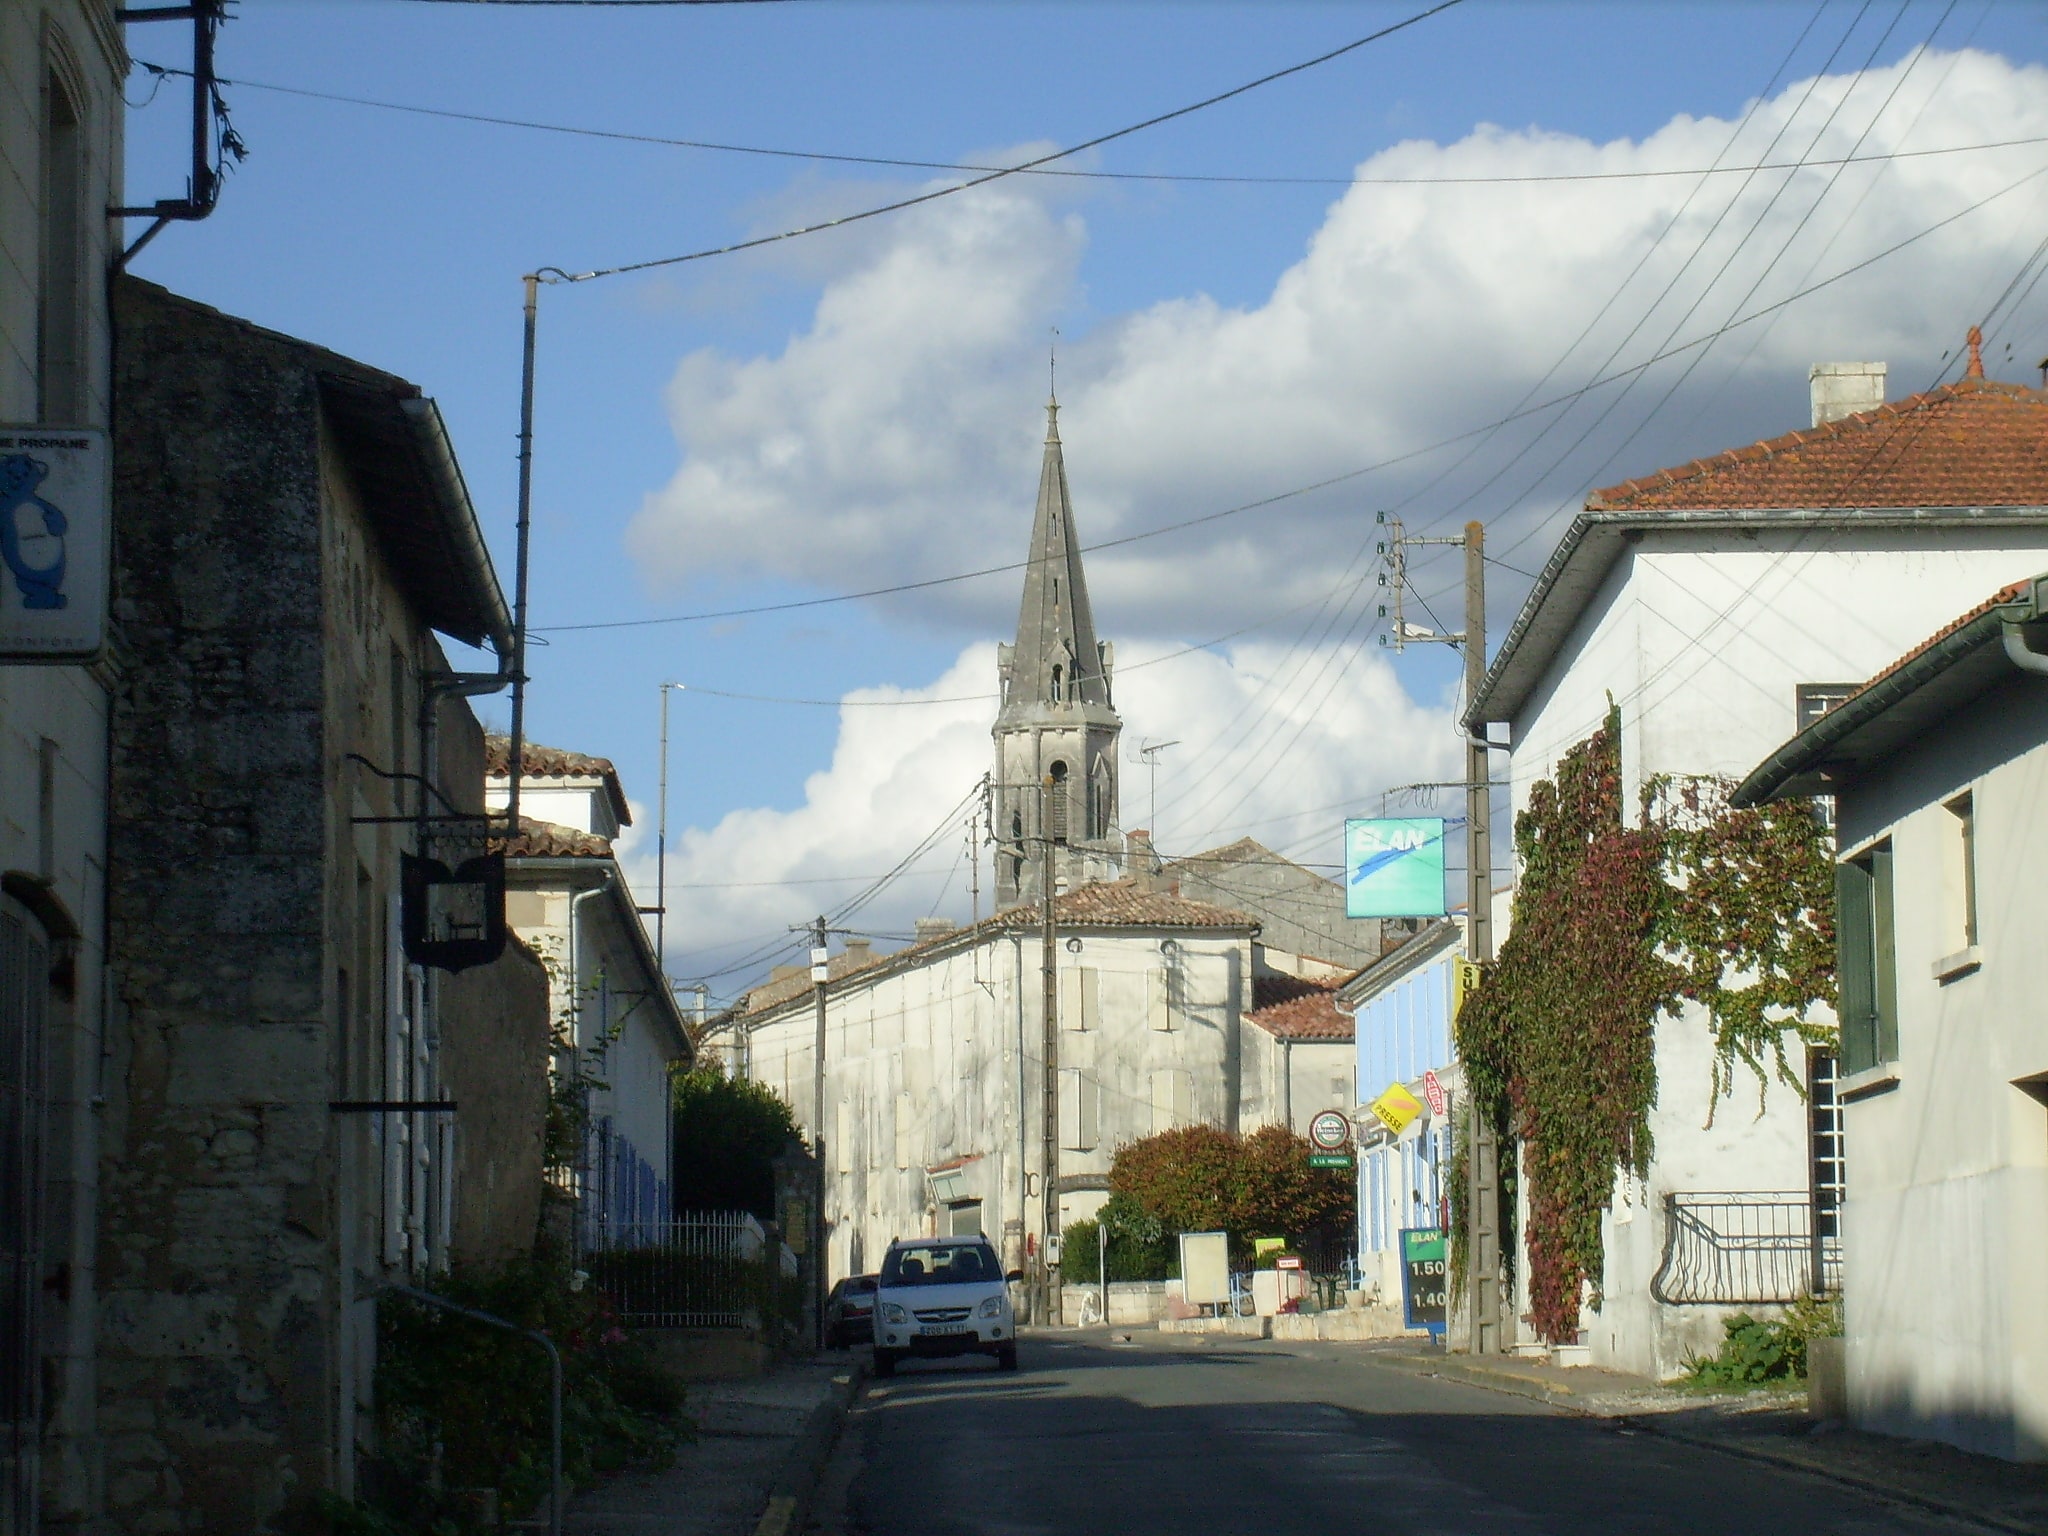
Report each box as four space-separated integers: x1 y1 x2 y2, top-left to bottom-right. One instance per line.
630 47 2048 635
642 638 1459 995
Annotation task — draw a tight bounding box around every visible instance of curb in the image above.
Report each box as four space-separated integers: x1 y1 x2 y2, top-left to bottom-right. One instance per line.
1375 1351 2036 1536
751 1360 867 1536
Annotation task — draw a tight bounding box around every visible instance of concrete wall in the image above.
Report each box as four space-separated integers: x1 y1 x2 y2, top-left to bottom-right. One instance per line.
439 934 551 1266
1171 849 1384 968
1503 521 2048 1378
744 921 1253 1288
1236 1025 1353 1136
1830 673 2048 1461
0 6 122 1527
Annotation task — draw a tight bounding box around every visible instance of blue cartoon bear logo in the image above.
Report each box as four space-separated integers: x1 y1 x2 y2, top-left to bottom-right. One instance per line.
0 453 68 610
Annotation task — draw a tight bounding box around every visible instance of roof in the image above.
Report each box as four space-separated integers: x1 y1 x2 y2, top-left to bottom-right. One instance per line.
117 277 513 654
1733 574 2048 806
741 877 1256 1017
1246 977 1351 1042
1589 379 2048 512
495 816 612 860
1469 376 2048 729
485 736 632 827
1335 918 1463 1008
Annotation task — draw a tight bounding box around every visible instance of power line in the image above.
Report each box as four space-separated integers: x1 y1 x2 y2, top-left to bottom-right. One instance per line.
531 0 1468 282
131 62 2048 191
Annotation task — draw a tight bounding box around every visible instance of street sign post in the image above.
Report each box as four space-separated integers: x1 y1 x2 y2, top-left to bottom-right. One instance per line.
1308 1152 1354 1170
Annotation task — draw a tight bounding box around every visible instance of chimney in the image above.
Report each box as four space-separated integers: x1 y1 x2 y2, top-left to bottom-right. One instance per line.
913 917 956 945
1127 829 1165 893
1809 362 1886 426
841 938 873 967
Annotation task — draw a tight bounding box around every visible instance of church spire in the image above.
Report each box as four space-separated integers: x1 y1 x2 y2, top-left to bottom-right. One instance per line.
1002 395 1107 719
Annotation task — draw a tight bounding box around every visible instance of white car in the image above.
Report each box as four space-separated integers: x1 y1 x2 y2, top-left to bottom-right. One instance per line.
870 1236 1020 1376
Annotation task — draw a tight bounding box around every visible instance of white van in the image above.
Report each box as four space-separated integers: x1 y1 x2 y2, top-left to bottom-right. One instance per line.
870 1235 1020 1376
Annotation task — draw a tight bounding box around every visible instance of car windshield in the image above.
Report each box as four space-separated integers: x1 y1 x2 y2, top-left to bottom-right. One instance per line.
882 1244 997 1286
847 1276 876 1294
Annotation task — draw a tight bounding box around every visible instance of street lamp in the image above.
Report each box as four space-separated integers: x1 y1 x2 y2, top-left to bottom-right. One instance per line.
656 682 686 965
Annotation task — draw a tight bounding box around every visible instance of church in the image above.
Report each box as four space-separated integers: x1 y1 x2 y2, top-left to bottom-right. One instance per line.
736 399 1397 1287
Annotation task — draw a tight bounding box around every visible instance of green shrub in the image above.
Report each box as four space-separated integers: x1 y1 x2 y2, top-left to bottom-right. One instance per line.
1681 1294 1839 1388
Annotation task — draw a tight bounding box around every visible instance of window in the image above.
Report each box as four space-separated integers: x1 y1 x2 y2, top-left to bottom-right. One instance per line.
1049 665 1062 702
1795 683 1861 730
1942 792 1977 956
1149 1069 1192 1133
1047 761 1069 844
38 64 87 424
1836 842 1897 1075
946 1200 984 1238
1806 1050 1844 1295
1059 965 1097 1031
1059 1070 1099 1150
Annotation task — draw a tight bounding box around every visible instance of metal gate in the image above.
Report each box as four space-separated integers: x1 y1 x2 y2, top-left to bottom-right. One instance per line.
1 896 50 1536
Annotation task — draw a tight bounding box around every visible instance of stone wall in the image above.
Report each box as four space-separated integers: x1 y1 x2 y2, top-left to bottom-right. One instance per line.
439 933 551 1266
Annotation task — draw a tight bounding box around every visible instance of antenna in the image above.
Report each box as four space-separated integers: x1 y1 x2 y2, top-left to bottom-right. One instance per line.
1136 739 1180 834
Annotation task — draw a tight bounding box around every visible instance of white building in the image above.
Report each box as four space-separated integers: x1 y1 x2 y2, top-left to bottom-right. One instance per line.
1735 573 2048 1463
487 739 692 1242
1238 973 1354 1138
1 6 122 1528
739 882 1258 1282
1466 351 2048 1377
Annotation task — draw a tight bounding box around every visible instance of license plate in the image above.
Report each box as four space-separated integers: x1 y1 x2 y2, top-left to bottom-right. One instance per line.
921 1324 968 1336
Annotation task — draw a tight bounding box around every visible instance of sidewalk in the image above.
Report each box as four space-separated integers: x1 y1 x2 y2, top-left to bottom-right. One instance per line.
564 1357 860 1536
1373 1344 2048 1536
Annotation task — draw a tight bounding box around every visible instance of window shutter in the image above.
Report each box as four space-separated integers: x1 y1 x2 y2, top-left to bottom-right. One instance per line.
1060 1070 1099 1150
1835 859 1876 1074
1871 845 1898 1065
1081 966 1098 1031
1148 968 1173 1032
1060 966 1083 1031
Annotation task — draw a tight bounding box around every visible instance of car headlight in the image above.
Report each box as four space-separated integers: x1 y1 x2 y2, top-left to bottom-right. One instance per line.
883 1303 908 1323
977 1294 1005 1318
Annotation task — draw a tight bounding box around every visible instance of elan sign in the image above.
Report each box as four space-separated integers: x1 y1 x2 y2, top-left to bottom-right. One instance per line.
0 427 109 661
1343 816 1447 918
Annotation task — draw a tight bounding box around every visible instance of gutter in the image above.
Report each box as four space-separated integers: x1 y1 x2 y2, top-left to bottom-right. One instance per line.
400 396 517 658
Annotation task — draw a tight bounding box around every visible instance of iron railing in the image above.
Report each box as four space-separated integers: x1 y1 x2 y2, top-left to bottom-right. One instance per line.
582 1214 800 1330
1649 1191 1839 1305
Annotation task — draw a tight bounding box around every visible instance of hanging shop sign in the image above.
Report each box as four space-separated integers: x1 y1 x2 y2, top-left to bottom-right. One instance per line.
1422 1068 1448 1120
0 426 109 661
400 850 507 973
1308 1109 1353 1152
1367 1082 1424 1137
1344 817 1448 919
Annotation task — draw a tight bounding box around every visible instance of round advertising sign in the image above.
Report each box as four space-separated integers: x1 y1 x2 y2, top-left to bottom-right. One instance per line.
1308 1109 1352 1151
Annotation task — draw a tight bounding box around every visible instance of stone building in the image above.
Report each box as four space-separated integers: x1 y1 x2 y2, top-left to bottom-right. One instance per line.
739 883 1259 1280
99 276 544 1532
485 738 692 1247
0 5 125 1530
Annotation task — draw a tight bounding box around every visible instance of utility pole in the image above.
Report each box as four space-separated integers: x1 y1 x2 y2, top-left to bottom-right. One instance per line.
810 916 830 1351
1038 774 1061 1331
1462 521 1503 1356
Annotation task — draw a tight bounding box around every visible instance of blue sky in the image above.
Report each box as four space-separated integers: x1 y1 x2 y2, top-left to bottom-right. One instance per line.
123 1 2048 993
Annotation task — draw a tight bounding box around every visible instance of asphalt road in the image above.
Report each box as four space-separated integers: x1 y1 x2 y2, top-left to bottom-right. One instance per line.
822 1332 1982 1536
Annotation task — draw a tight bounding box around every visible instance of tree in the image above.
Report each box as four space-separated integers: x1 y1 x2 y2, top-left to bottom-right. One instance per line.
670 1064 803 1219
1106 1124 1353 1260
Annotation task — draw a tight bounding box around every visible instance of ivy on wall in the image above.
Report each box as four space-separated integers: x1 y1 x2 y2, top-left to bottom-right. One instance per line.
1454 705 1835 1345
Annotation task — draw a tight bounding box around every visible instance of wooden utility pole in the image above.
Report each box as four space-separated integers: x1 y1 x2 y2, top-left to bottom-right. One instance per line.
1038 774 1061 1329
1463 522 1503 1355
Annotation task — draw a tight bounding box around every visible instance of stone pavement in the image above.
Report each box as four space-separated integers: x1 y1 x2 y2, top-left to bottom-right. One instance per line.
1373 1343 2048 1536
563 1358 857 1536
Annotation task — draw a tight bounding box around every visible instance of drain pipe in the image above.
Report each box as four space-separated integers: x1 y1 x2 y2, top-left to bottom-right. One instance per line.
2002 620 2048 675
569 872 615 1244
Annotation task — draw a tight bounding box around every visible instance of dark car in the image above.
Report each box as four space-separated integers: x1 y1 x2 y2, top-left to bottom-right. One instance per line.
825 1274 879 1348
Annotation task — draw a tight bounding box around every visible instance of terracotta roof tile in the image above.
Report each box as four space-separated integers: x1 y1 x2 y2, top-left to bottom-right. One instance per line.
1590 379 2048 512
484 735 632 826
1247 979 1351 1042
741 945 887 1016
1844 579 2029 703
495 816 612 860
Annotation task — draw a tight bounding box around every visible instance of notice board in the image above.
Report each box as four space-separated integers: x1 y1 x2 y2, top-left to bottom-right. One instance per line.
1400 1227 1447 1336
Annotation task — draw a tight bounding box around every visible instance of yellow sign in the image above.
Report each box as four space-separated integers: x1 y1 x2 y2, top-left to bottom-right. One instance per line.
1452 959 1483 1020
1253 1237 1288 1260
1368 1083 1424 1136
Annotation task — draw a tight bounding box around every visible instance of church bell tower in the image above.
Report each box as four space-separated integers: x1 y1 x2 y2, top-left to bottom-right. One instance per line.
994 398 1123 906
